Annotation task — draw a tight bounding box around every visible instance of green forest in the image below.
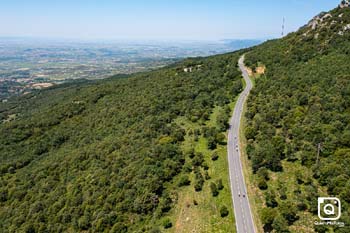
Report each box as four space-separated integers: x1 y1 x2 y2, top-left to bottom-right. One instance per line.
1 3 350 233
244 6 350 233
0 52 243 232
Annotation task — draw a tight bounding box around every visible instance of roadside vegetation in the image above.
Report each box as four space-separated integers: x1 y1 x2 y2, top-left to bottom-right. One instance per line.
162 102 239 233
244 6 350 233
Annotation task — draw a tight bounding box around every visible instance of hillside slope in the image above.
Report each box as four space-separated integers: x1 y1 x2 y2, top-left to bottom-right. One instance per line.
0 53 243 232
245 5 350 233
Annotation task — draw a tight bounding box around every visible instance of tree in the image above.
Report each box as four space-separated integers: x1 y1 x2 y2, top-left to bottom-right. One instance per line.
194 169 205 192
204 171 211 180
220 206 229 217
78 216 91 230
192 153 204 166
265 190 278 208
257 176 268 190
217 179 224 190
186 147 195 159
272 215 290 233
210 182 219 197
211 152 219 161
216 110 230 131
257 167 269 181
279 201 299 224
162 218 172 229
261 207 277 223
207 136 217 150
178 175 191 187
215 133 226 145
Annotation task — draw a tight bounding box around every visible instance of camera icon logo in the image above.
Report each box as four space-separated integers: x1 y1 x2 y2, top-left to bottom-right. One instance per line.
318 197 341 221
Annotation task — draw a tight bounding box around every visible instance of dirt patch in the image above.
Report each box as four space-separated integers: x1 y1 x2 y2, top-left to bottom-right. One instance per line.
245 65 265 77
246 67 253 76
256 66 265 75
175 195 193 232
32 83 54 89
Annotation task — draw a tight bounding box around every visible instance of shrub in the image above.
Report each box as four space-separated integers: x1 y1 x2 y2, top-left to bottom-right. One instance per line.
162 218 172 229
211 152 219 161
194 169 204 192
192 153 204 166
204 171 211 180
215 133 226 145
257 177 268 190
78 216 91 230
178 175 191 187
207 137 217 150
220 206 229 217
272 215 289 233
257 167 269 181
217 179 224 190
202 162 209 170
210 182 219 197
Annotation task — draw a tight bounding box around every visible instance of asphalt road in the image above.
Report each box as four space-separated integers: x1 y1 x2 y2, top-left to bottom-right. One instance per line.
227 55 256 233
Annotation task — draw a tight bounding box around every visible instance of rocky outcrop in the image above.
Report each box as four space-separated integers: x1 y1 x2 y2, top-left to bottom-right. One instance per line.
307 12 332 30
339 0 350 8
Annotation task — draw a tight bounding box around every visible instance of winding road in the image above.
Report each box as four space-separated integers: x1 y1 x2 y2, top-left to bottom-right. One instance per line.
227 55 256 233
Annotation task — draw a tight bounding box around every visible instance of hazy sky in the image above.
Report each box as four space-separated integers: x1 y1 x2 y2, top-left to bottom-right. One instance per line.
0 0 341 40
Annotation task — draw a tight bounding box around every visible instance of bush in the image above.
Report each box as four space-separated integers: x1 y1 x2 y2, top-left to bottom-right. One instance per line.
257 177 268 190
194 180 204 192
178 175 191 187
78 216 91 230
8 166 15 174
210 182 219 197
194 170 204 192
211 152 219 161
192 153 204 166
202 162 209 170
272 215 290 233
110 222 128 233
162 218 172 229
261 207 277 225
149 227 161 233
204 171 211 180
280 201 299 224
186 148 195 159
207 137 217 150
160 195 172 213
220 206 229 217
265 191 278 208
183 163 192 173
257 167 269 181
215 133 226 145
217 179 224 190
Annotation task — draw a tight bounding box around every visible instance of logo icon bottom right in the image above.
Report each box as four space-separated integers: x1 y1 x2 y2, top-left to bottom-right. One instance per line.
318 197 341 221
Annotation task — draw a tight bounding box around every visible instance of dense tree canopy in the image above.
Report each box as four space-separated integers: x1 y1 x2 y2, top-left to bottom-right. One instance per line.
245 6 350 232
0 52 243 232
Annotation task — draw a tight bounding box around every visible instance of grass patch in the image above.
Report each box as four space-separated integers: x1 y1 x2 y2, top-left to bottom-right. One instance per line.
161 105 236 233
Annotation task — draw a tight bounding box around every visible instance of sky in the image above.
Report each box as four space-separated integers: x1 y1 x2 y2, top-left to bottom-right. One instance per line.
0 0 341 41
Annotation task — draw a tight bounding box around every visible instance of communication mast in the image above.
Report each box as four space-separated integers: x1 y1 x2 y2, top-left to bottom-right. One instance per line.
281 17 285 37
